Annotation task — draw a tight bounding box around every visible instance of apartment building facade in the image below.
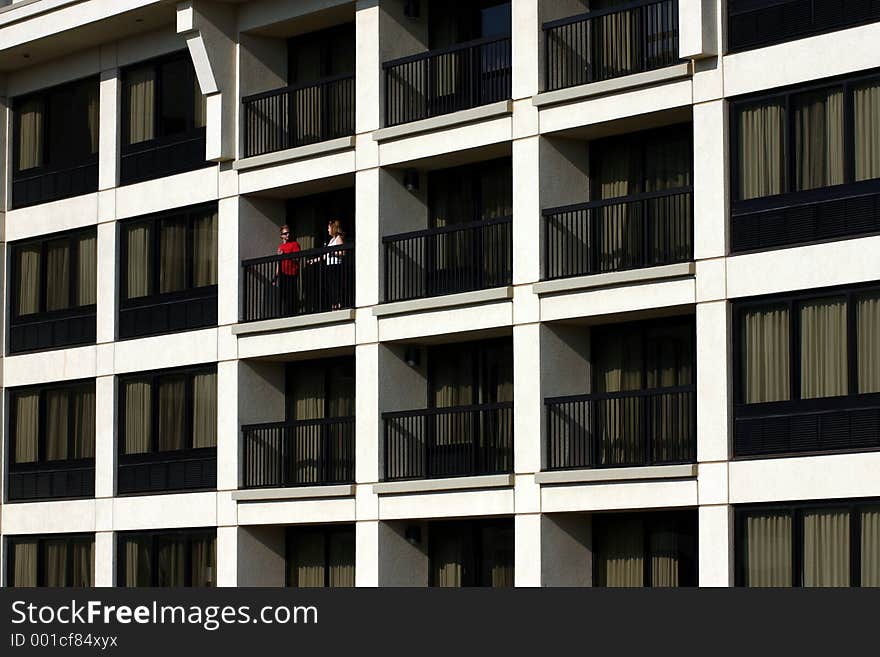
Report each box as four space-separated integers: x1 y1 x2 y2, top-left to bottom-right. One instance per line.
1 0 879 588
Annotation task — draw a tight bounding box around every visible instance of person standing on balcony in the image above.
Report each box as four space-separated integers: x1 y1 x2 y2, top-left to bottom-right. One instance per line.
324 219 346 310
273 224 300 316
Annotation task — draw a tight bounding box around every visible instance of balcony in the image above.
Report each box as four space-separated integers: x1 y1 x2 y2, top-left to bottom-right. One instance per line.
383 402 513 481
546 386 696 470
384 36 512 127
117 448 217 495
543 0 680 92
728 0 880 53
241 417 355 489
384 217 512 302
241 243 355 322
120 127 209 186
7 460 95 502
12 161 98 209
242 74 355 158
543 188 693 280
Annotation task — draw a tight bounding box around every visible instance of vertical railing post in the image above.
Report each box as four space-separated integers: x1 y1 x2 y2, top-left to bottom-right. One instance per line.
424 413 432 480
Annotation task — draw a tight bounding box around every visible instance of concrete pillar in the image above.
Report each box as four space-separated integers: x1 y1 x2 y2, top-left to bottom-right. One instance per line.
693 99 728 260
698 504 733 586
94 531 115 587
94 375 116 499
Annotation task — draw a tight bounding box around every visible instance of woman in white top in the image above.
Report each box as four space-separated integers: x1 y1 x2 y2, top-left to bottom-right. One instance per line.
324 219 346 309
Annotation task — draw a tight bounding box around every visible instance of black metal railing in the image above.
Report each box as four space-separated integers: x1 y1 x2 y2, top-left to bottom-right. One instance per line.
242 74 356 158
242 417 355 489
543 188 693 280
9 306 96 354
384 36 511 127
546 387 696 470
728 0 880 53
7 461 95 502
12 160 98 209
117 448 216 495
734 394 880 458
383 402 513 481
731 182 880 253
544 0 680 92
119 286 217 340
120 128 209 185
241 244 355 323
384 217 512 302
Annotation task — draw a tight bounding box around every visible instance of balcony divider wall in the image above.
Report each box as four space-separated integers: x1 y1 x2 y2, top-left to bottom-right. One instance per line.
543 0 680 93
9 227 97 354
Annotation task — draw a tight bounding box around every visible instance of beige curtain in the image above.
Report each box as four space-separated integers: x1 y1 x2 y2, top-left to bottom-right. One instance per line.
76 233 97 306
327 363 356 418
739 101 785 200
800 297 847 399
742 306 790 404
123 381 152 455
72 541 94 587
432 531 464 588
18 98 44 171
159 219 186 294
485 525 514 588
123 538 151 587
191 538 215 587
157 540 186 587
290 532 325 587
596 330 643 465
597 6 634 78
46 240 70 312
794 89 844 191
328 530 355 588
598 145 637 272
293 370 325 483
126 223 151 299
596 516 644 587
45 389 69 461
651 529 680 587
193 211 218 288
158 377 186 451
13 542 38 587
192 372 217 449
87 83 99 154
14 392 40 464
127 66 155 145
45 541 68 587
73 386 96 459
17 245 41 316
857 293 880 394
854 81 880 182
862 507 880 587
803 509 850 587
744 512 792 587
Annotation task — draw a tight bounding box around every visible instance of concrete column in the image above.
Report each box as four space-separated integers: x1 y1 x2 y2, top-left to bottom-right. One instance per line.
512 0 540 100
356 168 380 307
693 99 728 260
216 359 238 491
217 195 239 326
355 519 379 587
698 504 733 587
356 343 380 484
96 222 117 344
94 531 115 587
515 512 541 586
94 375 116 499
216 525 237 587
356 0 381 134
513 135 541 285
98 69 119 191
696 300 730 462
513 323 541 473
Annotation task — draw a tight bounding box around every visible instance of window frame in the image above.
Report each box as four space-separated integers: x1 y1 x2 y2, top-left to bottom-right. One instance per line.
427 517 514 587
426 337 513 408
285 524 355 588
427 157 512 228
117 363 217 460
116 528 216 588
735 498 880 587
730 68 880 212
8 379 97 472
6 533 95 587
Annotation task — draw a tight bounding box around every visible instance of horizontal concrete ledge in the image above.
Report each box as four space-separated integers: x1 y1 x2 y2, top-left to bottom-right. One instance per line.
373 100 513 142
373 473 514 495
373 286 513 317
234 136 355 171
533 63 692 108
232 309 356 336
535 464 697 485
532 262 695 296
232 484 355 502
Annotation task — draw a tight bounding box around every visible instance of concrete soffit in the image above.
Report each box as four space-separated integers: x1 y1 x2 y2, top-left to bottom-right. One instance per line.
176 0 236 162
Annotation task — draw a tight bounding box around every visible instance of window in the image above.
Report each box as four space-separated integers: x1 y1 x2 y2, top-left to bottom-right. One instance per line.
737 500 880 587
593 511 697 587
734 285 880 457
288 24 355 86
9 227 97 354
120 366 217 457
118 530 215 587
119 203 218 339
733 74 880 201
286 525 354 587
121 51 208 184
428 0 511 49
7 535 94 587
12 76 99 208
429 519 513 587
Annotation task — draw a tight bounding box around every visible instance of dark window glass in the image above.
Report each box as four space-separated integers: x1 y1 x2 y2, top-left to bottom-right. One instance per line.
286 525 355 587
118 530 215 587
7 535 94 587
